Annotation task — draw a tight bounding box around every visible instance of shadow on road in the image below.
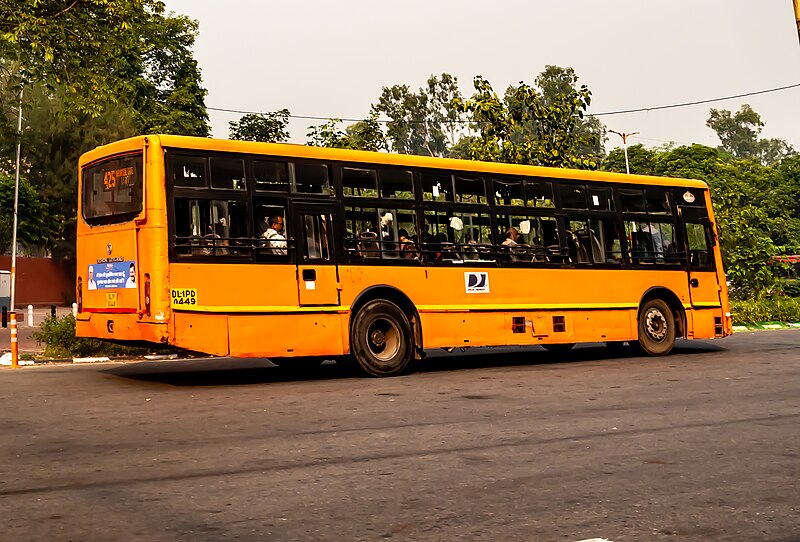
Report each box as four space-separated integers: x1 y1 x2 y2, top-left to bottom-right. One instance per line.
102 339 726 388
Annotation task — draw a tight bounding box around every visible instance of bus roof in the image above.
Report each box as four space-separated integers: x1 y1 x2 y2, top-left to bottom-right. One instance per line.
80 134 709 190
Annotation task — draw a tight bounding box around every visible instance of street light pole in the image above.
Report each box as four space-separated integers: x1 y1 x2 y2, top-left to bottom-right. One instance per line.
609 130 639 174
9 89 23 368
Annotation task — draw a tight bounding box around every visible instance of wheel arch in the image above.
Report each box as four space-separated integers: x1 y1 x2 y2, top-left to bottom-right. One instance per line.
350 285 423 358
639 286 686 339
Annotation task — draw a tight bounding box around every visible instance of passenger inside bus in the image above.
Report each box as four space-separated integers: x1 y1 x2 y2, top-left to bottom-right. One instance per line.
263 215 287 255
399 229 418 259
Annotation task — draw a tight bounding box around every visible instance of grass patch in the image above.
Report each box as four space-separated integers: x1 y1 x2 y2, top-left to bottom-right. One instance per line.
729 296 800 326
33 314 179 359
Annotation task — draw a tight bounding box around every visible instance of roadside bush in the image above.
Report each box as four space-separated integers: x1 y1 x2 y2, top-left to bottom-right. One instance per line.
782 279 800 298
729 296 800 325
33 314 169 359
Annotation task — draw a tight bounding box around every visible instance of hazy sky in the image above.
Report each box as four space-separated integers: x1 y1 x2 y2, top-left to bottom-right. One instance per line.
164 0 800 152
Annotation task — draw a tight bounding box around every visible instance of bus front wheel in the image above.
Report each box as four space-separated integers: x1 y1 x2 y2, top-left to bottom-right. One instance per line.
351 300 413 377
637 299 676 356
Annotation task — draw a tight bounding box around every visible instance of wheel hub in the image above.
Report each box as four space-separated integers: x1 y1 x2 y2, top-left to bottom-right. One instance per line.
365 317 401 362
370 329 386 347
645 309 667 341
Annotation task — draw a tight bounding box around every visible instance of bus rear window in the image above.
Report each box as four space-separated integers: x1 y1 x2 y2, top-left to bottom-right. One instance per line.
82 154 143 223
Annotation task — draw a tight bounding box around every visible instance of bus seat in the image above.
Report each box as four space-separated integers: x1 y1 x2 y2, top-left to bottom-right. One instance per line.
440 242 458 261
511 244 533 262
631 231 655 263
566 231 580 263
546 245 568 264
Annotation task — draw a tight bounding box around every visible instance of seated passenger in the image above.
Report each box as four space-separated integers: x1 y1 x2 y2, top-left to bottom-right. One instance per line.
262 215 287 255
398 229 417 259
501 227 521 247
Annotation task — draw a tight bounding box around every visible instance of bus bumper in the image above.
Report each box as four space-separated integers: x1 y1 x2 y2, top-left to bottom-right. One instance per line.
76 312 170 344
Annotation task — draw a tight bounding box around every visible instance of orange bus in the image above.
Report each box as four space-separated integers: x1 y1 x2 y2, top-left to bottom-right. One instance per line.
76 135 732 376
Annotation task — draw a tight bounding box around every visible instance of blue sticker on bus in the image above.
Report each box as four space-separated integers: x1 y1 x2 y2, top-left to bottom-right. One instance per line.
88 261 138 290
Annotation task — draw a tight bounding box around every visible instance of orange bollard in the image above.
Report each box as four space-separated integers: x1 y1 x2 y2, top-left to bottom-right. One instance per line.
10 311 18 368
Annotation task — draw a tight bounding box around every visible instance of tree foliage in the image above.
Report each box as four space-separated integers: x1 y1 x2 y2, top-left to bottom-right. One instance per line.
132 12 209 136
706 104 794 166
601 143 657 175
601 140 800 298
0 6 208 259
452 73 599 168
307 116 387 151
0 174 61 254
530 65 606 158
371 73 463 156
0 0 160 116
0 85 137 258
229 110 290 143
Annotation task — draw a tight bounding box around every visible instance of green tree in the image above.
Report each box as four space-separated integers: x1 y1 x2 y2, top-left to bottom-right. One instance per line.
651 144 793 297
371 73 463 156
0 0 161 116
0 4 209 259
530 65 606 158
307 116 387 151
452 75 597 168
0 174 61 254
601 144 656 175
706 104 794 165
229 110 290 142
1 85 137 258
132 12 209 136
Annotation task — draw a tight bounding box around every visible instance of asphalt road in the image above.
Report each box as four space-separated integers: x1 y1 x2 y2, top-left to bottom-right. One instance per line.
0 331 798 542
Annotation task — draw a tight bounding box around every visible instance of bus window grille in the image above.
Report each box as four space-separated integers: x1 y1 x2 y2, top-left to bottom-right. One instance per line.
553 316 566 333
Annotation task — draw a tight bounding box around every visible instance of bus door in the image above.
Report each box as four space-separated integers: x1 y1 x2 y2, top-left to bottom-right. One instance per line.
678 206 722 309
292 203 340 306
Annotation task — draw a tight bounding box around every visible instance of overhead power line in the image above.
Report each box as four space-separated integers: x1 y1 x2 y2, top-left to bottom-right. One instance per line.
592 82 800 116
207 81 800 124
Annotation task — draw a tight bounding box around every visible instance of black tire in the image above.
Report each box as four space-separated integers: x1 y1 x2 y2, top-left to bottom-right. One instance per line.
541 343 575 353
637 298 676 356
350 300 413 377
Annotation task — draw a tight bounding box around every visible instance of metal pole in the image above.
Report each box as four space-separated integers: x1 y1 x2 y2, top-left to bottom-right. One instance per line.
623 144 630 175
9 89 23 367
609 130 639 174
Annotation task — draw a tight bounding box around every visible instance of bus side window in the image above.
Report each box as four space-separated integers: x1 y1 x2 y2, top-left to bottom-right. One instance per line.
173 156 207 188
210 157 245 190
686 222 711 268
302 214 329 260
493 178 524 207
591 218 623 264
454 175 486 204
345 206 380 259
379 169 414 200
292 162 332 195
254 199 289 259
342 167 378 197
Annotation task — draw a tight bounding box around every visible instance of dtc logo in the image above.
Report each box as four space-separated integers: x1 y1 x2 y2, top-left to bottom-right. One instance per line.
464 271 490 294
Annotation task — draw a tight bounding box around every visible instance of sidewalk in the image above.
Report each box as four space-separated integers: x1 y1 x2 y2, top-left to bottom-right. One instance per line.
0 306 75 355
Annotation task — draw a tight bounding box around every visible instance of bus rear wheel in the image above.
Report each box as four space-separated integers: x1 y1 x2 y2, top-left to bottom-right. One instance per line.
351 300 413 377
637 298 676 356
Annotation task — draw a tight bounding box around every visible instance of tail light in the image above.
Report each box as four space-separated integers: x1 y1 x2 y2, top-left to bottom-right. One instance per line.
77 276 83 313
144 274 151 316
